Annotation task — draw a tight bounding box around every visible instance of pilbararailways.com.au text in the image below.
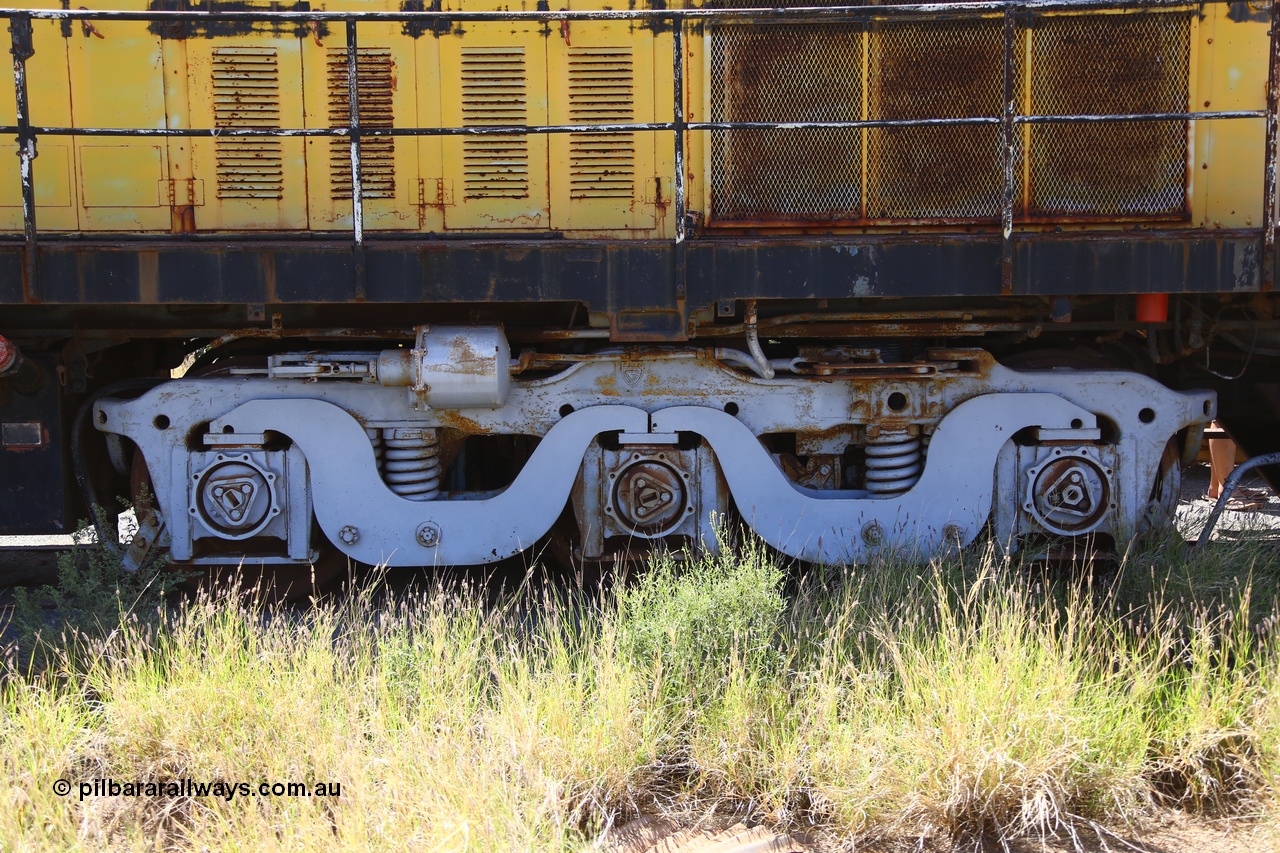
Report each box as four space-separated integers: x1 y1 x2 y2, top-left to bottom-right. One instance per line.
53 778 342 802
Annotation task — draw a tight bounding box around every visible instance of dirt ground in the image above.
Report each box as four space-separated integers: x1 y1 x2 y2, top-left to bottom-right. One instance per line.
598 809 1278 853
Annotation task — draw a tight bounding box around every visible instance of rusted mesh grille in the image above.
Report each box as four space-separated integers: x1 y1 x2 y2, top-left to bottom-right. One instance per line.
327 48 395 200
1027 13 1190 218
709 23 863 222
212 47 282 200
568 47 635 200
705 8 1190 225
867 19 1018 220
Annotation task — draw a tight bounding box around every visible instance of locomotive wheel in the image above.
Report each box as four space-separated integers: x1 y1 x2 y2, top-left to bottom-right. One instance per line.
1142 438 1184 537
1004 347 1185 550
129 446 345 605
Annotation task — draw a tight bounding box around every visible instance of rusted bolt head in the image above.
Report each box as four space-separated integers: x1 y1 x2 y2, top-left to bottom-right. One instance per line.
861 521 886 547
416 522 441 548
0 335 16 375
338 525 359 546
943 524 964 543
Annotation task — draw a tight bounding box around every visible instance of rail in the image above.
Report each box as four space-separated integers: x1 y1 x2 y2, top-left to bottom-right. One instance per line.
1 0 1276 301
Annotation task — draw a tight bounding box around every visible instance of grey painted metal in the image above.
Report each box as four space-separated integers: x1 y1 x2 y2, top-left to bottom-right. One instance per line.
258 328 511 405
163 444 315 565
573 438 727 559
211 400 649 566
742 301 774 379
93 344 1214 566
1001 8 1017 295
346 19 364 250
1195 451 1280 546
94 351 1214 452
673 20 686 248
652 395 1091 563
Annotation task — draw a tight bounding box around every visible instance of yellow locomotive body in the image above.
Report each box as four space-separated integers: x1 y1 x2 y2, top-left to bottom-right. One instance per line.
0 1 1269 237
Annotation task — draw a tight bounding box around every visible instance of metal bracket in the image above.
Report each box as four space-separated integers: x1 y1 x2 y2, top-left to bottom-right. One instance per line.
122 513 166 573
420 178 454 206
209 399 649 566
160 179 205 207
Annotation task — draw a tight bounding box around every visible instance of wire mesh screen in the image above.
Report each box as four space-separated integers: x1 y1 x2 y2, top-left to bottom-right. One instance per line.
1027 13 1191 218
709 23 864 222
866 19 1019 220
706 10 1192 226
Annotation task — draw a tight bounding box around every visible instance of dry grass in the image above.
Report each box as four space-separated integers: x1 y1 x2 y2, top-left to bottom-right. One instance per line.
2 532 1279 851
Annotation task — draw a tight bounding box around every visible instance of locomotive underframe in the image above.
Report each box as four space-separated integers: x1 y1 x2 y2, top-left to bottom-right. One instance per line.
88 343 1210 566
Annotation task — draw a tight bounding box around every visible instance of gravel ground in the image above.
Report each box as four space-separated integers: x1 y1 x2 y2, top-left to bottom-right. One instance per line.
1176 461 1280 540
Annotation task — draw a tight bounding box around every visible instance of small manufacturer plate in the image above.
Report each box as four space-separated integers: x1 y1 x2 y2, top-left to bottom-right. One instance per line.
1 421 42 447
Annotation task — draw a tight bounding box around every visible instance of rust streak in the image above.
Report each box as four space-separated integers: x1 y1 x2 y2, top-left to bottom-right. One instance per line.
433 410 483 434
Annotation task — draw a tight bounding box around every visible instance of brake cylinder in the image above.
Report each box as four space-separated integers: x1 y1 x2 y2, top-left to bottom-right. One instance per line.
376 325 511 409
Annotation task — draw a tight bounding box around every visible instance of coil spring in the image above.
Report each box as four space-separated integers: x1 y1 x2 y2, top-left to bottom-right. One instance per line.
381 427 442 501
365 427 384 469
864 432 923 495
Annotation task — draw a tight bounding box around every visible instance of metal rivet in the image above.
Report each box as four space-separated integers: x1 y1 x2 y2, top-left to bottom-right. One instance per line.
862 521 886 546
416 522 441 548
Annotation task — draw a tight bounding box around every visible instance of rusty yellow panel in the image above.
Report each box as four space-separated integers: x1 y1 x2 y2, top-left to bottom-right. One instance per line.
301 17 420 232
440 3 549 231
547 16 657 231
653 24 677 241
1193 4 1268 230
67 3 170 230
80 146 165 207
0 143 74 211
0 15 78 231
414 26 445 232
184 35 309 230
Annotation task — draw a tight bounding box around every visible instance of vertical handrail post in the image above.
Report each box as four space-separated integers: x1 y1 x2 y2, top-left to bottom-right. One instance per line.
672 15 687 302
346 17 367 300
1262 0 1279 291
9 14 37 303
672 16 685 247
1000 3 1017 296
